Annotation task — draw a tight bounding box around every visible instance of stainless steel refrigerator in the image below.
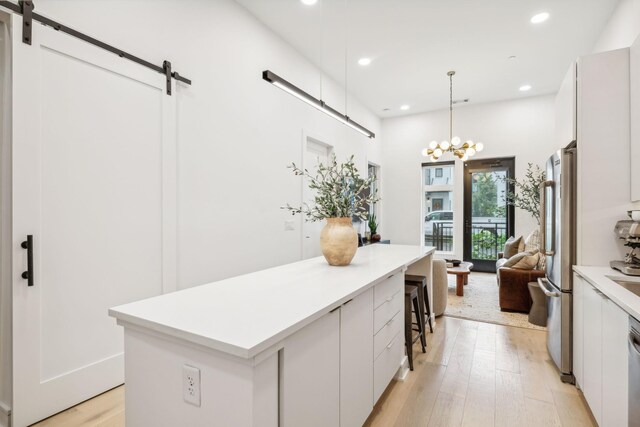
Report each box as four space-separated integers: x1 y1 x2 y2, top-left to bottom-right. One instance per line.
537 141 577 384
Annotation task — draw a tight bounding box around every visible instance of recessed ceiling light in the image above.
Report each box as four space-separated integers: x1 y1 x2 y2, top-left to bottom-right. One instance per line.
358 57 372 66
508 55 517 60
519 85 532 92
300 0 318 5
400 105 410 110
530 12 549 24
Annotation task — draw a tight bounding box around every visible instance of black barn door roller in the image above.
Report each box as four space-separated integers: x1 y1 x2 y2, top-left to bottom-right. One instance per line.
0 0 192 95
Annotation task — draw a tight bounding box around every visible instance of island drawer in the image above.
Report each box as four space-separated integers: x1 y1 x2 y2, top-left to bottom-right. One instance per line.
374 272 403 309
373 290 401 334
374 310 402 360
374 331 402 402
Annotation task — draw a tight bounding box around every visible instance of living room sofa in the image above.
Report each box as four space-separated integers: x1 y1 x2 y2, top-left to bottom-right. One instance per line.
496 252 545 313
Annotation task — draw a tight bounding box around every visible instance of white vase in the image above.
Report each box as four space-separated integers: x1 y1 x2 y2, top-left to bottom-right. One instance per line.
320 217 358 266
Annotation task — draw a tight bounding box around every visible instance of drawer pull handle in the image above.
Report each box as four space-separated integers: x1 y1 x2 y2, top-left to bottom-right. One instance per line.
385 318 395 327
386 336 397 350
387 274 394 280
386 295 394 303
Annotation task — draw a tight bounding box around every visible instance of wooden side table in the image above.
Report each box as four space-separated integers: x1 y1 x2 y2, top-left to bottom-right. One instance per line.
447 262 474 296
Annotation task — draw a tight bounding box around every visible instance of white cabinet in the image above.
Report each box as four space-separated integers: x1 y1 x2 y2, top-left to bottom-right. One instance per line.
555 62 576 145
373 273 403 401
631 34 640 201
110 246 434 427
573 272 629 427
574 48 631 265
601 298 629 427
582 281 603 425
573 273 584 388
340 288 374 427
281 310 341 427
282 273 404 427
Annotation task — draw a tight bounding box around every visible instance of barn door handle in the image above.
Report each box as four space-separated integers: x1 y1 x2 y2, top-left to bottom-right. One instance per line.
21 235 33 287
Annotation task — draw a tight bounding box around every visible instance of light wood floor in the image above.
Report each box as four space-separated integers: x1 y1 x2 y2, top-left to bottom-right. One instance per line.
32 317 594 427
31 386 124 427
364 316 595 427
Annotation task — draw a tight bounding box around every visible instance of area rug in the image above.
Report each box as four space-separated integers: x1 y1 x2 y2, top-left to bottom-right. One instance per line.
443 272 546 331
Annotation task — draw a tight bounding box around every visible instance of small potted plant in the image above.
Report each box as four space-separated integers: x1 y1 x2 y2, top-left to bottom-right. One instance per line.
283 154 380 266
368 213 381 242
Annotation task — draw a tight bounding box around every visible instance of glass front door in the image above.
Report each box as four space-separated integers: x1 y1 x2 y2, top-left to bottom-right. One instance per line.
463 158 515 272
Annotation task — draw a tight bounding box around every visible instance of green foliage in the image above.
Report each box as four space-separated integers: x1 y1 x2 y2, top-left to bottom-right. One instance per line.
282 154 381 222
502 163 545 225
471 230 507 260
368 213 378 234
472 173 501 217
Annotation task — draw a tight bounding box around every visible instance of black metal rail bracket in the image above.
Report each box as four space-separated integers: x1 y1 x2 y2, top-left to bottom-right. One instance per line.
163 60 172 95
18 0 32 44
2 0 192 95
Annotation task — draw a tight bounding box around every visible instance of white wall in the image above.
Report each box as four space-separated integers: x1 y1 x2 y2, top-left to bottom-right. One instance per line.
382 95 556 260
593 0 640 52
27 0 382 287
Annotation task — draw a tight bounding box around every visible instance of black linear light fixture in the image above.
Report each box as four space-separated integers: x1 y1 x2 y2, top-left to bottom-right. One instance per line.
262 70 375 139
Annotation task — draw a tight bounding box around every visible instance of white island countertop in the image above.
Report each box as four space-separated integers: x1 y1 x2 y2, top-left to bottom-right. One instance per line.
110 244 435 359
573 265 640 320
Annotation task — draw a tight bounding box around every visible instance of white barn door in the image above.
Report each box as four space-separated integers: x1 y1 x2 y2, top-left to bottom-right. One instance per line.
11 15 177 426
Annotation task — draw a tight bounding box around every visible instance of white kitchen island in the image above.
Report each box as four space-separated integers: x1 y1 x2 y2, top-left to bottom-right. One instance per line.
109 244 435 427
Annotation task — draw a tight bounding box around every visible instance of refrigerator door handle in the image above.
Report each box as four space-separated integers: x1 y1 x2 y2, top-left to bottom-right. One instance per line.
539 180 555 256
630 333 640 356
537 277 561 297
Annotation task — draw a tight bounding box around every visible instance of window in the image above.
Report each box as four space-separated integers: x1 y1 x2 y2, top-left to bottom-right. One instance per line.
367 163 379 218
422 162 454 252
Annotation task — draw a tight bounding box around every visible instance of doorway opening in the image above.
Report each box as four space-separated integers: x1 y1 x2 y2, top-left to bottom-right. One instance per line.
463 157 515 272
301 136 333 260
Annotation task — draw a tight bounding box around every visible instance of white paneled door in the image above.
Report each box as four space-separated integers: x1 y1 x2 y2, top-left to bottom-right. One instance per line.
301 137 332 259
11 16 177 426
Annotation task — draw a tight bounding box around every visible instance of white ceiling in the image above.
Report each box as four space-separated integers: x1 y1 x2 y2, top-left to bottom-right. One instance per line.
235 0 619 118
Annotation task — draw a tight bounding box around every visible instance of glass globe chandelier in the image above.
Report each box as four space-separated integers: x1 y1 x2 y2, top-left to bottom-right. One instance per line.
422 71 484 162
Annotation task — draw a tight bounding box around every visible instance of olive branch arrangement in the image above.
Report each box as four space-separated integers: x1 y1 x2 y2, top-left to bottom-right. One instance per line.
282 154 380 222
502 163 545 225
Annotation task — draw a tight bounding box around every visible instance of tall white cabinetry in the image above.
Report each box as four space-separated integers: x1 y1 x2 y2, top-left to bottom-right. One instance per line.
558 49 633 266
574 48 632 266
573 273 628 427
565 45 634 427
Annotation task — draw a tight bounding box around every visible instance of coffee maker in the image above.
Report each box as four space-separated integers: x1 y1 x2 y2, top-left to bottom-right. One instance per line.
611 218 640 276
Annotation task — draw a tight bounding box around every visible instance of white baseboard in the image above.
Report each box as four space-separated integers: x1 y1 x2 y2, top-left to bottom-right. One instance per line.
395 355 410 382
0 401 10 427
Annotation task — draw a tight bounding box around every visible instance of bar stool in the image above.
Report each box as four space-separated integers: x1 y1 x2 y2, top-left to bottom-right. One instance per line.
404 285 426 371
405 274 434 333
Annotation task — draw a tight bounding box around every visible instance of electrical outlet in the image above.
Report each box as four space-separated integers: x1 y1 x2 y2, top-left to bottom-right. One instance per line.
284 220 295 231
182 364 201 407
